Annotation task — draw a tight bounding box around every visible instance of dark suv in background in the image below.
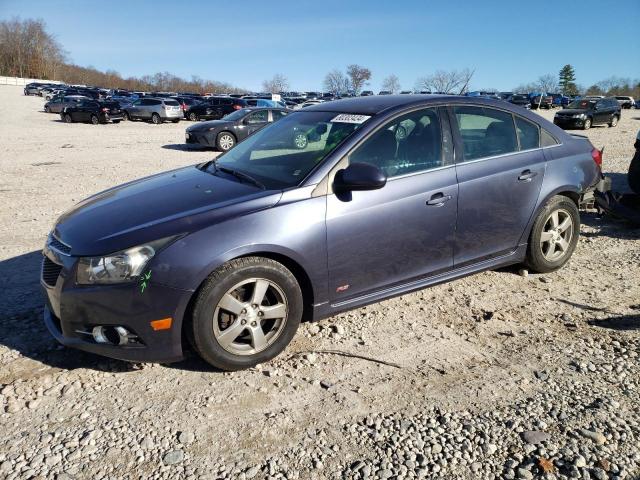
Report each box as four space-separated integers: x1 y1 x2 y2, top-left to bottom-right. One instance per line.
61 100 123 124
554 97 621 130
185 97 249 121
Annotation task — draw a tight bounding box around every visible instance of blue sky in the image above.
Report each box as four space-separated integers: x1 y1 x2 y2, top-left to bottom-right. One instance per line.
1 0 639 92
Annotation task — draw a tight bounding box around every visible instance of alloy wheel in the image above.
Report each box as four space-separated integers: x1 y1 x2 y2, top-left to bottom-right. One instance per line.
539 208 574 262
219 134 234 151
293 133 308 149
212 278 288 356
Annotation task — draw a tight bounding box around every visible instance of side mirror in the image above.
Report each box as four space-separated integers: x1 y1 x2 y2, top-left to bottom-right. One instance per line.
334 162 387 192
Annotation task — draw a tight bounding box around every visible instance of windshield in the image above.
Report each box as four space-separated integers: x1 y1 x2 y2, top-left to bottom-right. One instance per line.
211 111 370 189
567 99 595 109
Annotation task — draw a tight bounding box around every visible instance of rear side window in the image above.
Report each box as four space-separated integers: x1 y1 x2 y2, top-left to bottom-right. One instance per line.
541 129 558 147
514 116 540 150
453 106 518 161
272 110 288 120
164 100 179 106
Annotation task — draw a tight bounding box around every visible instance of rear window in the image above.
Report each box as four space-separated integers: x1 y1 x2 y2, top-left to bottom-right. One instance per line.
164 100 180 106
541 129 558 147
515 116 540 150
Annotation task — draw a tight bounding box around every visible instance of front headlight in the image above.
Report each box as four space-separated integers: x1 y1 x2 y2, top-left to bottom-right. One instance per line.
573 113 586 119
76 237 175 285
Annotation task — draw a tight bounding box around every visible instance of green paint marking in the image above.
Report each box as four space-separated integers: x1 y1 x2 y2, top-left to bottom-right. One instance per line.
140 270 152 293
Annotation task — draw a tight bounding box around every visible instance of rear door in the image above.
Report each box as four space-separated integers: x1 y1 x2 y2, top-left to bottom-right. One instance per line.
242 110 269 138
450 105 545 266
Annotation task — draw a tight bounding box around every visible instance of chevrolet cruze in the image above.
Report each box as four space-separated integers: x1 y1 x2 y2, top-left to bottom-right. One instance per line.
42 95 604 370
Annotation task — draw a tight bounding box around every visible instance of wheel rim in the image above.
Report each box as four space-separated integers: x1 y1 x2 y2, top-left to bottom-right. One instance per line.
585 119 591 128
612 117 618 126
294 133 307 149
540 208 574 262
213 278 288 356
152 115 159 124
65 114 71 123
190 113 197 121
91 116 98 124
219 134 234 150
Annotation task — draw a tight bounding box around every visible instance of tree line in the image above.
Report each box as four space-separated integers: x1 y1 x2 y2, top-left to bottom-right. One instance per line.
0 17 244 94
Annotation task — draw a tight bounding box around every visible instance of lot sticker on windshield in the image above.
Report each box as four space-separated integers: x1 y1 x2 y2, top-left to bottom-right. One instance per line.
331 114 371 124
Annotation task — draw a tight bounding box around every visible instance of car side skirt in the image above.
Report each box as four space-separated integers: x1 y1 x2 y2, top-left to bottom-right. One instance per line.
312 245 527 320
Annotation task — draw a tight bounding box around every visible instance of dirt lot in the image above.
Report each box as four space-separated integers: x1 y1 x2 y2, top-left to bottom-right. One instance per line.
0 85 638 480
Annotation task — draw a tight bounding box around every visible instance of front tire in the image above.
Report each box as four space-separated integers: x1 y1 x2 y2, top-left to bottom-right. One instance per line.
123 111 130 121
582 117 592 130
189 257 303 371
216 132 236 151
608 115 619 127
44 105 50 113
526 196 580 273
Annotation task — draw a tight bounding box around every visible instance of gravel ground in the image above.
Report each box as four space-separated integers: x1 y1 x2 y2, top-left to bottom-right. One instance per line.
0 85 638 480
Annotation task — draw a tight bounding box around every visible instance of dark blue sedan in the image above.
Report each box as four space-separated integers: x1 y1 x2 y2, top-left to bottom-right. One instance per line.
42 95 605 370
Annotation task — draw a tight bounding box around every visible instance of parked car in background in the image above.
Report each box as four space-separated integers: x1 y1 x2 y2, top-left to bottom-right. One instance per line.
122 98 182 124
44 95 90 113
378 90 392 95
171 96 201 118
42 95 604 370
550 94 570 107
185 107 291 151
529 94 553 109
614 96 635 109
24 82 48 95
400 90 413 95
360 90 374 96
506 94 531 109
294 99 323 109
60 100 123 124
554 97 621 130
185 97 249 121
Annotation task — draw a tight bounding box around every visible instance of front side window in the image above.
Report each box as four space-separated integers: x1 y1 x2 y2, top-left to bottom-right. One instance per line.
213 111 367 189
349 107 444 178
453 106 518 161
245 110 268 124
515 116 540 150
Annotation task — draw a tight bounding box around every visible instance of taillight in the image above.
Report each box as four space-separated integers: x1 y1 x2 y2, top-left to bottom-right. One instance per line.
101 107 109 112
233 104 242 110
591 148 602 168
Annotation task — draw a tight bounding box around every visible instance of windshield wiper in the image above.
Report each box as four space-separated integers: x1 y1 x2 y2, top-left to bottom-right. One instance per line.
218 165 266 190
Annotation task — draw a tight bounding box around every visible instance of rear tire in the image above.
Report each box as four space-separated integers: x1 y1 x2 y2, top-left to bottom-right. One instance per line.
90 114 99 125
582 117 592 130
526 196 580 273
608 115 619 127
189 257 303 371
151 113 162 124
123 111 130 121
44 105 50 113
172 119 180 123
63 113 73 123
189 112 199 121
112 120 120 124
629 150 640 194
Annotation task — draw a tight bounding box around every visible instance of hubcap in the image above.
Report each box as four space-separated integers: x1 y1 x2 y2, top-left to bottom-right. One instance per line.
220 135 234 150
540 209 573 262
294 134 307 149
213 278 288 356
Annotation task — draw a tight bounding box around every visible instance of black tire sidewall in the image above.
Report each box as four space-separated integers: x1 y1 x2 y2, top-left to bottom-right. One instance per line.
629 151 640 194
526 196 580 273
91 115 99 125
191 258 303 370
152 114 161 124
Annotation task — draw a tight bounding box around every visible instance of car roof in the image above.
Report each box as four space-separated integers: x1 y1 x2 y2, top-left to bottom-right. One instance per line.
302 94 496 115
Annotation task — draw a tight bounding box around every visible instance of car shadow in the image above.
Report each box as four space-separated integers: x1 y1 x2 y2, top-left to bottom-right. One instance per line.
0 251 138 373
587 313 640 331
162 144 213 152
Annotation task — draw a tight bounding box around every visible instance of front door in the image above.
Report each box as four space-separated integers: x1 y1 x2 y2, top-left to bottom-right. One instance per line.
451 105 545 266
326 107 457 302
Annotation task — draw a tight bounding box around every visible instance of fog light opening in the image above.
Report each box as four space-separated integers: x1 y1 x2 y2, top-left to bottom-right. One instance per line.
92 326 134 346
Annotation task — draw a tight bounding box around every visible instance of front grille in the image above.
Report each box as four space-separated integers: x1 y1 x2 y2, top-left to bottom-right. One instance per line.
49 234 71 255
42 257 63 287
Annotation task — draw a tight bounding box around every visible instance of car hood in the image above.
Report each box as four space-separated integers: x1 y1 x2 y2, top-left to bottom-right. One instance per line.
556 109 589 115
53 165 282 256
187 120 233 132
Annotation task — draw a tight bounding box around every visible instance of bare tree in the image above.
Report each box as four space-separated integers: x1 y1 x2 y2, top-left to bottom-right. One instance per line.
381 74 401 93
262 74 289 93
323 69 350 94
415 68 474 94
346 64 372 94
536 74 558 93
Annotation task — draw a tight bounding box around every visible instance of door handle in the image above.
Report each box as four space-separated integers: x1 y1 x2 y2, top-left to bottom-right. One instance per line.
518 170 538 181
426 193 452 206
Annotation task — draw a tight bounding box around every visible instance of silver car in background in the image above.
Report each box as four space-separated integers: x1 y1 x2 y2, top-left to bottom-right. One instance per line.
122 97 182 124
44 95 90 113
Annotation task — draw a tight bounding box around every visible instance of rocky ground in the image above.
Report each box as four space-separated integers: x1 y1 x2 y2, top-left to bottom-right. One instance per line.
0 86 638 479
